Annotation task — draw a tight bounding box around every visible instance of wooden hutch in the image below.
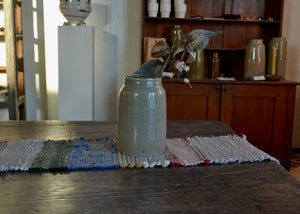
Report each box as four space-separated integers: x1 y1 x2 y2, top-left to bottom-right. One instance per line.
141 0 299 170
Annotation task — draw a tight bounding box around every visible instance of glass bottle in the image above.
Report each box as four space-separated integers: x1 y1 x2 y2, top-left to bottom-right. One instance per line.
266 37 287 80
170 25 184 46
188 50 205 80
244 39 266 80
169 25 184 78
210 52 220 79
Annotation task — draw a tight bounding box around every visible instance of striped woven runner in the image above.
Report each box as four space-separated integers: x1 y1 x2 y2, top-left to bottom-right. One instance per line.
0 135 278 172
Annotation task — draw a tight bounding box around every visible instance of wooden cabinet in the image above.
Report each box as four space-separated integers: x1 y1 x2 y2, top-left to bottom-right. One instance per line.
220 83 297 170
163 82 220 120
144 0 297 170
141 0 284 78
163 80 298 170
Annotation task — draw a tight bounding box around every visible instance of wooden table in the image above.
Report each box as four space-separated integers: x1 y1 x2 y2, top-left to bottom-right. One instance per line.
0 120 300 213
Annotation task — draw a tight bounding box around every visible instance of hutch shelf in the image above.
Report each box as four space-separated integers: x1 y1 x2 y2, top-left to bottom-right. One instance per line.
141 0 283 78
1 0 25 120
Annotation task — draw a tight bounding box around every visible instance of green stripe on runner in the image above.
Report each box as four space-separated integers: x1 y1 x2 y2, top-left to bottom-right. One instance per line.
30 140 74 171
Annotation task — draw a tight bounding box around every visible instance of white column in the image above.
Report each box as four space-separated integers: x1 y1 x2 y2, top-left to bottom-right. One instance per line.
58 26 94 121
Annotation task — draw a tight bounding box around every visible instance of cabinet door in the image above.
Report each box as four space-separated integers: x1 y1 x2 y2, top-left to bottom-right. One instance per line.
163 82 220 120
220 84 295 169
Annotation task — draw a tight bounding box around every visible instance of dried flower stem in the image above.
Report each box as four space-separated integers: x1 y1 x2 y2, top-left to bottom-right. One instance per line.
154 39 178 78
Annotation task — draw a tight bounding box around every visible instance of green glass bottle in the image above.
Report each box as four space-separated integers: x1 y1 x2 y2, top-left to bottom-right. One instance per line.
170 25 184 46
266 37 287 80
188 50 205 80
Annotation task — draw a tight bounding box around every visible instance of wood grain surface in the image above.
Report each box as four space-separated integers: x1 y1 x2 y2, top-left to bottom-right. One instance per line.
0 120 235 141
0 120 299 213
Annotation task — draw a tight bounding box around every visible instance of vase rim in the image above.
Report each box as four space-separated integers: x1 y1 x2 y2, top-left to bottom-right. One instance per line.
270 37 287 41
124 75 162 86
249 39 263 42
125 75 162 80
271 37 286 39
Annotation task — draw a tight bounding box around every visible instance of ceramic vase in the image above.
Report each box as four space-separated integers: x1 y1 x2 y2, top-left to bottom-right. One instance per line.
266 37 287 80
147 2 159 17
244 39 266 80
174 0 186 18
160 3 171 17
188 50 205 80
59 0 92 26
117 76 166 156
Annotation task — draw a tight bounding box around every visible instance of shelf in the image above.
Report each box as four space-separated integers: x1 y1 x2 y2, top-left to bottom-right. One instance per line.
2 0 25 120
0 101 8 108
16 34 23 40
0 88 7 108
205 48 245 52
17 95 25 107
0 66 6 72
145 17 281 24
162 78 300 86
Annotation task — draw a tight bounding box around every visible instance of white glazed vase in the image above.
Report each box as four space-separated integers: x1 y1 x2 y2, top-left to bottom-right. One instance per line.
117 76 166 156
59 0 92 26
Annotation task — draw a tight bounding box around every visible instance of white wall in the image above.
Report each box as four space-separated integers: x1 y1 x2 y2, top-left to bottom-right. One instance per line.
22 0 47 120
43 0 141 121
282 0 300 148
43 0 64 120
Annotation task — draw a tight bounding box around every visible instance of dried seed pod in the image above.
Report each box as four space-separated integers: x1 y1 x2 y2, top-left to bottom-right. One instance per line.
151 40 170 58
174 47 194 64
133 59 163 77
183 29 222 52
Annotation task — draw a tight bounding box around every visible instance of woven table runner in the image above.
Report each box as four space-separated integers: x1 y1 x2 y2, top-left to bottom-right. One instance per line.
0 135 278 172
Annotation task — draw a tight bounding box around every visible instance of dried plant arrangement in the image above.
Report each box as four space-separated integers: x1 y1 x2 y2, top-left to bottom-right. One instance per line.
134 29 222 85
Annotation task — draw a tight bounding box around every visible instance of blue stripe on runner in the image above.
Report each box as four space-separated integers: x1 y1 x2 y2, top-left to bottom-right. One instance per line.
67 137 119 170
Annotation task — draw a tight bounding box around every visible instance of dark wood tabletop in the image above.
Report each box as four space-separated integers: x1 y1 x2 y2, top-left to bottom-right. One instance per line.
0 120 300 213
